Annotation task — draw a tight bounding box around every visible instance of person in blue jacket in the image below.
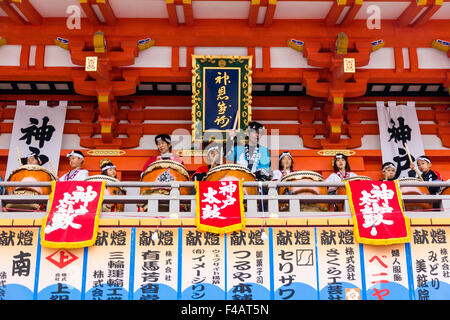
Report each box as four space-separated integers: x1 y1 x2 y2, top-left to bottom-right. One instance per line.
226 121 271 181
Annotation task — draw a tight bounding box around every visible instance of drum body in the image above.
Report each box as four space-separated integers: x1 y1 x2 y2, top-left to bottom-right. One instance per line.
335 176 372 211
140 160 190 196
7 165 56 196
5 165 56 211
397 177 432 211
204 164 257 195
440 180 450 196
278 171 328 211
85 175 126 212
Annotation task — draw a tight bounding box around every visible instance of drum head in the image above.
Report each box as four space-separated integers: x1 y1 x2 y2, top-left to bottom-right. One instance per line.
7 164 56 181
205 164 256 180
281 171 324 182
344 175 372 181
397 177 421 182
142 160 189 180
85 175 126 193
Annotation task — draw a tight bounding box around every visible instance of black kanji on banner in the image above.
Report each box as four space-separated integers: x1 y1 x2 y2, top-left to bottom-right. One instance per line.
388 117 412 145
19 116 56 148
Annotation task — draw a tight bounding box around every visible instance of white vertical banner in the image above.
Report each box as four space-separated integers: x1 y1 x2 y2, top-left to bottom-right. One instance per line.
5 100 67 179
376 101 425 178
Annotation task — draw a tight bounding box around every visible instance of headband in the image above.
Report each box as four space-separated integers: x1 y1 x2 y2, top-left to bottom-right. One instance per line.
207 145 220 154
417 156 431 163
382 162 396 171
155 134 171 145
279 152 293 161
101 164 116 171
66 150 84 160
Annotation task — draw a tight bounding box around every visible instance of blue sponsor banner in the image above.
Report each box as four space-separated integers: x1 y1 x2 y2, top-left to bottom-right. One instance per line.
0 228 39 300
133 228 179 300
226 228 271 300
409 226 450 300
362 243 411 300
181 228 226 300
316 227 364 300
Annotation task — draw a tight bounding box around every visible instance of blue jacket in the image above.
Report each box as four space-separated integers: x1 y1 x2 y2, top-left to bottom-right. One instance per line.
226 144 271 173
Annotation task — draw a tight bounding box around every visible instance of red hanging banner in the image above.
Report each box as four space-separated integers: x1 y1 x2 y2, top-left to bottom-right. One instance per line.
195 180 245 234
41 181 106 249
345 180 411 245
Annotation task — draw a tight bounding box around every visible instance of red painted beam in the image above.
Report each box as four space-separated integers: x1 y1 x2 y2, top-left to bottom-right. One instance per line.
396 0 428 27
95 0 117 25
183 0 194 26
13 0 42 25
412 1 443 27
79 0 101 25
0 1 26 24
264 0 277 27
166 0 178 26
325 1 346 26
340 1 363 27
248 0 260 27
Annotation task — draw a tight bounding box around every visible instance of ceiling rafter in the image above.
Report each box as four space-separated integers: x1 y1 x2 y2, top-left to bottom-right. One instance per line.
0 1 26 24
182 0 194 26
412 0 443 26
339 0 363 27
248 0 260 27
264 0 277 26
396 0 429 27
11 0 41 25
325 0 347 26
79 0 117 26
166 0 178 26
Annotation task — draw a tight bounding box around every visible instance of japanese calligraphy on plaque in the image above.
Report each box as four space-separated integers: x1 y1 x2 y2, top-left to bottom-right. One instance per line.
192 55 252 143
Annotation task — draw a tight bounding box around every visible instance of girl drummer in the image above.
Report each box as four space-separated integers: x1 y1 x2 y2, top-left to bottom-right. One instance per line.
21 147 49 166
100 158 117 179
192 142 222 181
141 134 184 173
325 153 357 193
272 151 294 181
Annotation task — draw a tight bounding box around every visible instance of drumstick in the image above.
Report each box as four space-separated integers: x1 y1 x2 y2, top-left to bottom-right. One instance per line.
48 159 58 179
403 142 424 181
232 109 239 131
16 147 23 166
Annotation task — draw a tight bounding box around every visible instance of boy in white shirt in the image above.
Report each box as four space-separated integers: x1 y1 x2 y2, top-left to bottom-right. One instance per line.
59 150 89 181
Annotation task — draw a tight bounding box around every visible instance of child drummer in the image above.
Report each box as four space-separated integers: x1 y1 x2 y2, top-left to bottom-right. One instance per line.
192 142 222 181
381 162 397 181
409 155 443 195
59 150 89 181
272 151 294 181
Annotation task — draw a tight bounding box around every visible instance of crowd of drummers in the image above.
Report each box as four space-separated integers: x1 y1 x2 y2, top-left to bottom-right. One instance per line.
2 120 445 212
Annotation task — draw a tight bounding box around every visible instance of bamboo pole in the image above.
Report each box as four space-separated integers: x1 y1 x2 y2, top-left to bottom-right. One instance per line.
404 142 424 181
